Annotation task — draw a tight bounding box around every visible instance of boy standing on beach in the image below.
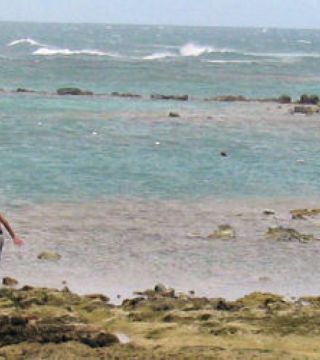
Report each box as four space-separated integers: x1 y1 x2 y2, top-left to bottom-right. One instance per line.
0 213 24 256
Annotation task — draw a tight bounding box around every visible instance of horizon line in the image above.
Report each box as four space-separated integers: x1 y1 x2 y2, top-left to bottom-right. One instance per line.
0 19 319 31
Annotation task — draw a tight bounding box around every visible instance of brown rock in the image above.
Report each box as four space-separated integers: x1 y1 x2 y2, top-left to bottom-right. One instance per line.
2 277 18 287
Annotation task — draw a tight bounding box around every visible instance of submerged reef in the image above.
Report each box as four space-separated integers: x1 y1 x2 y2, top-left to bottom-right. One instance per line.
0 282 320 359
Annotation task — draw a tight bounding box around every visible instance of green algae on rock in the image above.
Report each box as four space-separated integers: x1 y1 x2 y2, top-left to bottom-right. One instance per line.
290 208 320 220
37 252 62 261
265 226 316 243
207 224 236 240
2 277 19 287
1 284 320 359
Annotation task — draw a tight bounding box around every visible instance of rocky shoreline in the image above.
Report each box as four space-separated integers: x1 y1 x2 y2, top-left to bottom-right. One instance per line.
0 280 319 359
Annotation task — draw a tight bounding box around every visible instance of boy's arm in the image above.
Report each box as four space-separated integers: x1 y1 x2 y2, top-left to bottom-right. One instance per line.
0 214 24 246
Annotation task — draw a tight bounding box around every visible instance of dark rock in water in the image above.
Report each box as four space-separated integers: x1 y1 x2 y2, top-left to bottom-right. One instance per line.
293 105 319 115
151 94 188 101
111 92 142 98
299 94 319 105
278 95 292 104
220 152 228 157
206 95 248 102
263 209 275 215
266 227 316 243
16 88 35 93
168 112 180 118
37 251 62 261
2 277 18 287
57 88 94 96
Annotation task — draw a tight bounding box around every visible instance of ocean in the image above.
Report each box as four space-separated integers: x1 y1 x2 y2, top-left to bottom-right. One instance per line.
1 22 320 300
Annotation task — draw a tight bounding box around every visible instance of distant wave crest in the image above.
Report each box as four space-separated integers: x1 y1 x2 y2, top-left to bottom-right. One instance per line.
204 60 255 64
8 38 46 47
143 43 235 61
179 42 233 57
33 47 118 57
143 52 175 60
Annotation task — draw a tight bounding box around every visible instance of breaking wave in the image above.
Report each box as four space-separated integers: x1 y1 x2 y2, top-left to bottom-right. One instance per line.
179 42 233 57
142 43 236 60
143 52 175 60
204 60 256 64
32 47 118 57
8 38 46 47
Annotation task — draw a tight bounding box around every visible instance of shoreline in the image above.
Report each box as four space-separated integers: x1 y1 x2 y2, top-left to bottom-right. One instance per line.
3 197 320 303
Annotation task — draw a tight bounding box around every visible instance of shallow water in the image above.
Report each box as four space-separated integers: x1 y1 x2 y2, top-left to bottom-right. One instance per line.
1 196 320 302
0 99 320 204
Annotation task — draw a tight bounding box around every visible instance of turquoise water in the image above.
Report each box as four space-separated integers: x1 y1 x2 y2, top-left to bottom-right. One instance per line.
0 94 319 203
0 23 320 203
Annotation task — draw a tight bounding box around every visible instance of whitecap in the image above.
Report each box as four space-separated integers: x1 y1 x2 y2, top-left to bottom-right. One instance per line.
143 52 175 60
32 47 118 57
297 39 312 45
179 42 234 57
204 60 255 64
179 43 214 57
8 38 46 47
245 51 320 59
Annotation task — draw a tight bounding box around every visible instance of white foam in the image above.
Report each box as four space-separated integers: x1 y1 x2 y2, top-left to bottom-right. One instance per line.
8 38 46 47
179 43 214 57
245 51 320 58
32 47 118 57
143 52 175 60
297 39 312 45
179 42 234 57
204 60 255 64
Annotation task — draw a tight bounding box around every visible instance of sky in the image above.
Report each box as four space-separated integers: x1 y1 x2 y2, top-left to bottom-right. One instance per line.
0 0 319 29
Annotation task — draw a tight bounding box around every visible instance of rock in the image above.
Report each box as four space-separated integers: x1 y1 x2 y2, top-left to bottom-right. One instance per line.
0 314 119 348
235 292 287 309
208 225 236 240
220 151 228 157
37 251 62 261
293 105 319 115
134 284 175 299
111 92 141 98
154 284 167 293
16 88 35 93
151 94 188 101
2 277 18 287
290 208 320 220
265 227 316 243
299 94 319 105
85 294 110 303
57 88 93 96
206 95 248 102
263 209 275 215
278 94 292 104
168 112 180 118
